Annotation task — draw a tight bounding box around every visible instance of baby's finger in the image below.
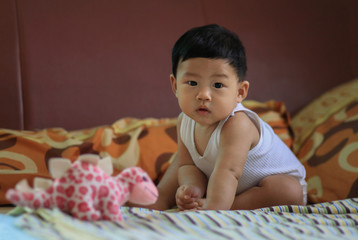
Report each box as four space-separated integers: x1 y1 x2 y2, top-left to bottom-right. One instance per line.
177 197 197 206
178 205 197 211
182 208 200 212
182 186 200 198
180 195 196 204
196 198 206 207
177 200 198 210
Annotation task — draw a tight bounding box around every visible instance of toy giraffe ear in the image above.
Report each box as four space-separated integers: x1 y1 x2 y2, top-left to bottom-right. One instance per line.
49 158 72 179
34 177 53 190
78 154 99 165
15 179 32 192
98 156 113 176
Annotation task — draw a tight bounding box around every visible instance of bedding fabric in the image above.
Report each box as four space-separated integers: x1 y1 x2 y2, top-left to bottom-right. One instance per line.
3 198 358 240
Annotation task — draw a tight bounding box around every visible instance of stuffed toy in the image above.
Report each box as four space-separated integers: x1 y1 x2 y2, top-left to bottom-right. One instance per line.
6 154 158 221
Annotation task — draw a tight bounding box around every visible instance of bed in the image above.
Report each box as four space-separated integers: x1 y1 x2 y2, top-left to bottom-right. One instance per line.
1 81 358 239
1 0 358 239
1 198 358 240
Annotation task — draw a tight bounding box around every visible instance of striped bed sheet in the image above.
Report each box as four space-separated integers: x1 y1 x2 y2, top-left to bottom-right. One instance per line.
5 198 358 240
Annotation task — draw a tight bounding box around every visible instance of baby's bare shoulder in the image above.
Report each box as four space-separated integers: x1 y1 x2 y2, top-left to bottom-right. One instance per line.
221 111 259 147
225 111 255 129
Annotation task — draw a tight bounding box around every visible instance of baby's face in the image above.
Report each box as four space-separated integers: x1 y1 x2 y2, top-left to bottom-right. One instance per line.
171 58 246 127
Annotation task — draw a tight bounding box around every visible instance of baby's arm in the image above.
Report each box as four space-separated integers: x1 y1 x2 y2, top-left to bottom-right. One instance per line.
201 112 259 210
176 115 207 210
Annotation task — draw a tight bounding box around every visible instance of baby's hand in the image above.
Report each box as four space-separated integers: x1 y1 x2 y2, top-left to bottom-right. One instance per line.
176 185 203 211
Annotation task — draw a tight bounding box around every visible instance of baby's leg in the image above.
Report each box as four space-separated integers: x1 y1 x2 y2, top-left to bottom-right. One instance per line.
151 156 179 210
231 175 304 210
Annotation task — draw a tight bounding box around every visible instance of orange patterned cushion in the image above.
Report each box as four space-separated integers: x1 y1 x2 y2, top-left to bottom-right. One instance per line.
243 100 294 149
0 101 293 205
292 78 358 203
0 118 177 205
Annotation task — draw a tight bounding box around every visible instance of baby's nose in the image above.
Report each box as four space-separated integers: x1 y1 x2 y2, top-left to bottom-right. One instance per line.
196 88 211 101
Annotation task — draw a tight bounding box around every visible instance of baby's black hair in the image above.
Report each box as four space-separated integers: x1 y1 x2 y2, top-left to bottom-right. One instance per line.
172 24 247 81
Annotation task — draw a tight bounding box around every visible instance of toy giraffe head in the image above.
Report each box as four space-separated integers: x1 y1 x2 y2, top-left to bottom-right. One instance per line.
117 167 158 205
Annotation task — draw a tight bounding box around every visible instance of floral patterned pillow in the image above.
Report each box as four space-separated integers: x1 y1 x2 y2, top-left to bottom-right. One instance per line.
292 78 358 203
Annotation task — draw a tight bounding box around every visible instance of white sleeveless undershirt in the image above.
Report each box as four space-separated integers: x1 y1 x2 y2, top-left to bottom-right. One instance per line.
180 103 307 199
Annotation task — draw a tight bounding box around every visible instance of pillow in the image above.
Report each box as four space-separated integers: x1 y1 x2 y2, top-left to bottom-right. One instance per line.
0 118 177 205
243 100 294 149
291 78 358 203
0 100 293 205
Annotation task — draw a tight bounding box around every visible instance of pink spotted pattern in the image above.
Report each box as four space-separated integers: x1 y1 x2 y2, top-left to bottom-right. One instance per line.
6 157 158 221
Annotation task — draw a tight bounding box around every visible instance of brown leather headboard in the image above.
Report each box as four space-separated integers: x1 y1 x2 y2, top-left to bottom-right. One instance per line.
1 0 357 130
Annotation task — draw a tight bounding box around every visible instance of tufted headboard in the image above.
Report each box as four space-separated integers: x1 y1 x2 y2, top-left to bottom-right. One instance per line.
1 0 357 130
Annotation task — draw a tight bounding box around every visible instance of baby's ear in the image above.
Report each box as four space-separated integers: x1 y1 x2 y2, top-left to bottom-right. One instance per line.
237 80 249 101
170 74 178 97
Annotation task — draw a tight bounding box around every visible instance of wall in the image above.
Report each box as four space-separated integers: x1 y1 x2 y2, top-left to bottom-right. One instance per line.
0 0 23 129
0 0 357 130
203 0 357 113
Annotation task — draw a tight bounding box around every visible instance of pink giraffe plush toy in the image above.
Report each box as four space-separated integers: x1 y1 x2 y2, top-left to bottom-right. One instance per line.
6 154 158 221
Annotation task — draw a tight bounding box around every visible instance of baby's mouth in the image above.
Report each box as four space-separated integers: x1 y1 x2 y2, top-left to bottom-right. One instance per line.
197 107 210 115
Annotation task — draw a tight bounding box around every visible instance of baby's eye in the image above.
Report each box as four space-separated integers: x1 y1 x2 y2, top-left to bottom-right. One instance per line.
213 82 223 88
188 81 197 86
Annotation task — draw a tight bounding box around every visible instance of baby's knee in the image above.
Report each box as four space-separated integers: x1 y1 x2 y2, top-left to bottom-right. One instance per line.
261 175 304 205
283 179 304 205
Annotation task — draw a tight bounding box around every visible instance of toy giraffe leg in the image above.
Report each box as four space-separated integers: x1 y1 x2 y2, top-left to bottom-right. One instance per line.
99 197 123 221
72 200 101 221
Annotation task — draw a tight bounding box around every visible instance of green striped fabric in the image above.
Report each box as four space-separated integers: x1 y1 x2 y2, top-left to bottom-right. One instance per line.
11 198 358 240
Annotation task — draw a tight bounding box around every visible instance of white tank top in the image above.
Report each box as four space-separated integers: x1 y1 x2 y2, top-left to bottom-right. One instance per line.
180 103 306 195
